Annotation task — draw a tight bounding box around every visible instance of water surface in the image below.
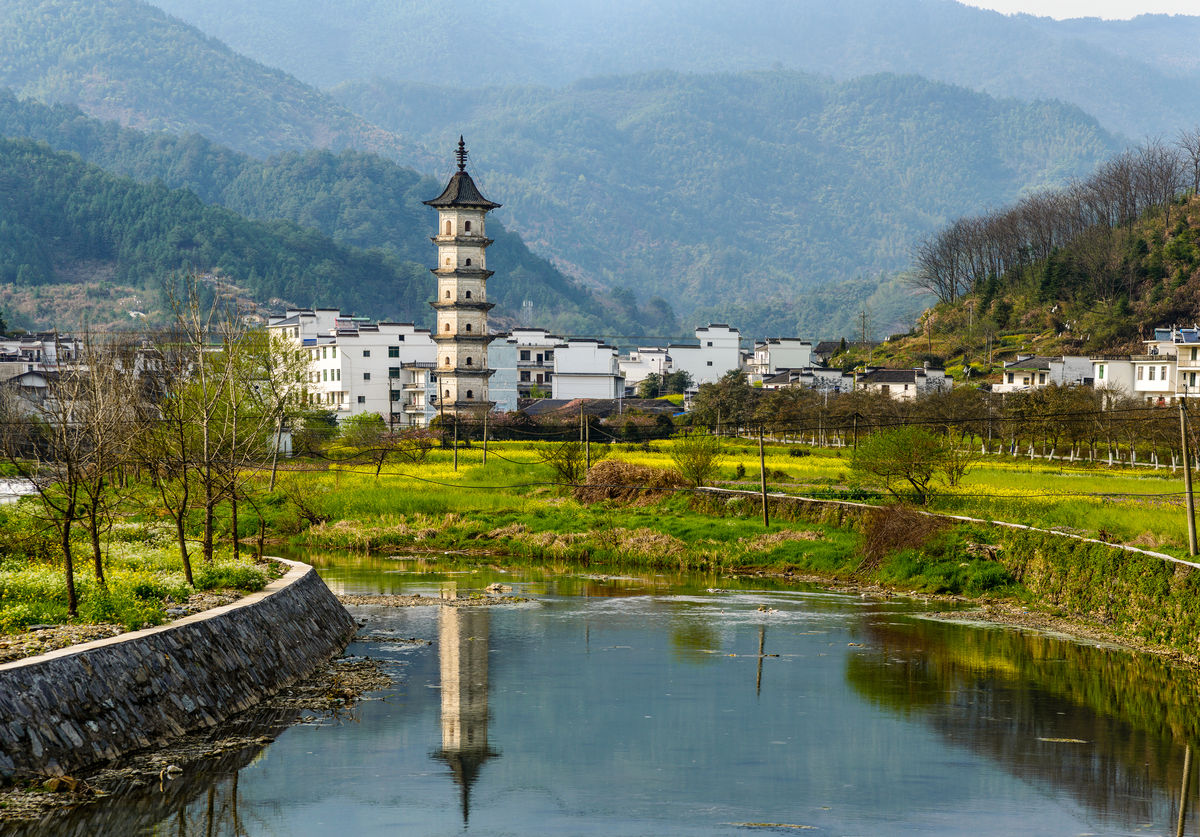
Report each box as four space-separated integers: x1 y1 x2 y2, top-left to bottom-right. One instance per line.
28 555 1200 836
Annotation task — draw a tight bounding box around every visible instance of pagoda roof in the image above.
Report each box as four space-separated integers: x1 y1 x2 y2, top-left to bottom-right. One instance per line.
424 137 500 209
424 170 500 210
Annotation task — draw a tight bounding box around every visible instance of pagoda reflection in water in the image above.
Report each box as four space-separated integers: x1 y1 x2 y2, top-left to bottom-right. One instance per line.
432 605 498 827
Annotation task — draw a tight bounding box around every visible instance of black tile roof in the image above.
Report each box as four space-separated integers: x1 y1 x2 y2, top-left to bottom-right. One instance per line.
424 170 501 210
859 369 918 384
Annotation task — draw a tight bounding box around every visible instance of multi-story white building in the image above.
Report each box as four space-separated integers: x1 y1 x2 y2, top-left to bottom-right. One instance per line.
667 324 741 386
268 309 436 426
551 339 625 399
506 328 559 398
750 338 813 379
618 346 671 387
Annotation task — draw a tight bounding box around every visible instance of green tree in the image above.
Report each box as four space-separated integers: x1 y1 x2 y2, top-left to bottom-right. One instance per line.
669 429 724 488
851 426 951 505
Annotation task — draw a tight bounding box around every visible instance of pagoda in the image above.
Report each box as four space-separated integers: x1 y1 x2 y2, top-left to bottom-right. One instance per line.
424 137 500 417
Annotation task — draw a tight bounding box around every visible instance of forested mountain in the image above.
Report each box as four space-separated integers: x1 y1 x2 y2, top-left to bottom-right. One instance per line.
0 138 432 329
0 0 423 161
0 92 656 336
335 71 1117 336
148 0 1200 138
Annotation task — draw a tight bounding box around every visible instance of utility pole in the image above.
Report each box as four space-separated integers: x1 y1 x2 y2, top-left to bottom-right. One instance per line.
453 418 458 472
585 410 591 472
1181 397 1197 556
853 412 859 451
483 410 488 466
759 424 769 529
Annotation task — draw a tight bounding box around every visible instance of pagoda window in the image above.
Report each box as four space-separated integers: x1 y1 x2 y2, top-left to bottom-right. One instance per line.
445 220 452 235
445 290 451 298
465 221 472 232
444 323 451 332
466 357 473 366
444 357 451 366
465 290 472 299
465 323 472 333
465 258 472 266
466 390 474 399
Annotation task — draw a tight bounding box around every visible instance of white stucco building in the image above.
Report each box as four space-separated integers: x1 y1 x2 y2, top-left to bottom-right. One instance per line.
552 339 625 399
992 355 1091 394
268 309 436 426
667 324 741 386
750 338 813 379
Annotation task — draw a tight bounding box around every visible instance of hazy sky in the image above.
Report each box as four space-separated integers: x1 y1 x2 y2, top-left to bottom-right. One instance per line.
961 0 1199 18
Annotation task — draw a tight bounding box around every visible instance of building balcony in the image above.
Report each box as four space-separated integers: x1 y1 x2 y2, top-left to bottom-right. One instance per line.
429 299 496 312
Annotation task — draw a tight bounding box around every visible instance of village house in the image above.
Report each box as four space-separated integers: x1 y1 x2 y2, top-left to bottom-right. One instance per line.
666 324 742 386
855 366 949 400
551 339 625 400
749 338 813 380
991 355 1091 394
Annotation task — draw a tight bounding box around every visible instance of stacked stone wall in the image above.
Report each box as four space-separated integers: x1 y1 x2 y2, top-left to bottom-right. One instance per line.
0 559 355 779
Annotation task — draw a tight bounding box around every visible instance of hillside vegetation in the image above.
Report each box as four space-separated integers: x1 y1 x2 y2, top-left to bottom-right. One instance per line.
0 0 420 161
337 71 1116 335
150 0 1200 137
873 138 1200 377
0 92 673 335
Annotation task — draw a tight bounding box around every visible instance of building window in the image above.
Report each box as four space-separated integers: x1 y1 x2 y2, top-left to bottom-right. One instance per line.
363 372 371 380
1162 366 1168 381
1007 372 1014 383
389 346 400 358
389 367 400 378
391 390 401 402
363 350 370 357
465 290 472 299
1192 372 1197 388
545 350 553 360
520 350 530 361
357 395 366 404
1149 367 1156 381
465 221 472 232
707 361 713 366
444 357 451 366
465 258 472 266
445 220 452 235
520 371 531 382
444 389 450 398
465 323 472 333
707 341 713 347
466 357 473 366
336 369 341 381
322 369 327 381
321 346 327 359
1192 348 1197 361
1038 373 1045 385
466 390 474 399
445 290 451 298
1098 365 1105 380
1138 366 1144 380
332 347 337 358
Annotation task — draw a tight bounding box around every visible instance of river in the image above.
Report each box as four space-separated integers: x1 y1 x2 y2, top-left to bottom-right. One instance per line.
20 553 1200 836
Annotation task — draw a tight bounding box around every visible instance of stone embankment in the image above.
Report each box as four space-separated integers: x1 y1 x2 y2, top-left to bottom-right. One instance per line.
0 558 355 780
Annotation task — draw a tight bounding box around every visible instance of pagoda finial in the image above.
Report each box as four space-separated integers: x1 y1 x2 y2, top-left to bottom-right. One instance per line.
456 135 468 172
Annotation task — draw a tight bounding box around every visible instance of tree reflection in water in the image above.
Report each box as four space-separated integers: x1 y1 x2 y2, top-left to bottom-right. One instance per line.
847 617 1200 832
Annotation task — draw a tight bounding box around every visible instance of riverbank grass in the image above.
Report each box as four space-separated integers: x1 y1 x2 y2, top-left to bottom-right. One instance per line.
0 518 275 633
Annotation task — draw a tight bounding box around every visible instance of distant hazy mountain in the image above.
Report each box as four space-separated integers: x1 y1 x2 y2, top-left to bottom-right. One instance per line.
0 0 425 161
333 71 1117 332
147 0 1200 138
